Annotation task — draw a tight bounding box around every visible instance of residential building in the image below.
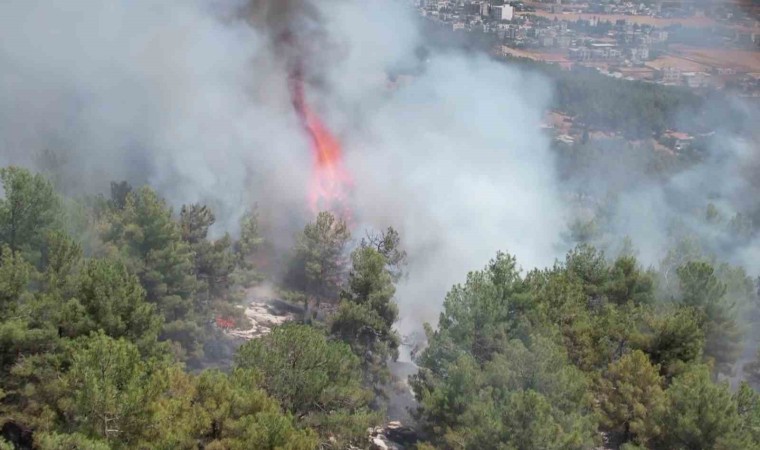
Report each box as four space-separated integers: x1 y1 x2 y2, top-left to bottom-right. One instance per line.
661 66 682 83
480 2 490 17
555 35 572 48
491 4 514 21
568 47 591 61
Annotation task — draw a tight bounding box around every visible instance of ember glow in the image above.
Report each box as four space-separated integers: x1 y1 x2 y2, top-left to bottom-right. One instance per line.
290 74 353 219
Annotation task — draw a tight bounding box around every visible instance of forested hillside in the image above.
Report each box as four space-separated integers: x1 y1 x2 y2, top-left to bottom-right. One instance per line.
0 165 759 449
412 248 760 449
0 166 400 449
2 0 759 448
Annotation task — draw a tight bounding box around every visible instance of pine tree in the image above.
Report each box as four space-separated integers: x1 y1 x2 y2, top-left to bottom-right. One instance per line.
331 247 400 389
598 350 666 445
660 366 740 450
235 324 377 446
0 167 60 256
677 262 742 374
61 333 163 445
102 187 202 361
286 211 350 312
65 259 161 354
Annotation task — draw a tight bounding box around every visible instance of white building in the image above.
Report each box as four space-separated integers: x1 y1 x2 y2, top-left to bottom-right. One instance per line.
490 4 513 21
480 2 491 17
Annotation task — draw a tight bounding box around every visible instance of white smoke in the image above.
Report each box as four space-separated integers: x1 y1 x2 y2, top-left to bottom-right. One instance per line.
0 0 567 330
344 55 564 328
0 0 311 231
561 118 760 317
4 0 760 411
287 0 565 327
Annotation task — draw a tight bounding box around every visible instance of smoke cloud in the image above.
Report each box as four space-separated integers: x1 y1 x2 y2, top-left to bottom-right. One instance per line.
0 0 567 331
568 118 760 276
1 0 756 335
0 0 310 231
345 55 564 329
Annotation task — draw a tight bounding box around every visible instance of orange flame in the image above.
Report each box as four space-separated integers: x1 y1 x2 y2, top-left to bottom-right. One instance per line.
290 74 353 219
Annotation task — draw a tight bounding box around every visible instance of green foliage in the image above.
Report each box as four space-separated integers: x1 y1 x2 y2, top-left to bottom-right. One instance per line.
597 350 666 445
39 231 82 300
179 203 215 244
565 216 601 246
35 432 111 450
120 187 198 305
180 203 238 313
230 207 265 289
6 334 315 450
5 339 72 431
677 261 727 309
331 247 400 389
729 383 760 450
498 389 587 450
0 245 33 312
2 164 759 448
63 259 162 354
644 307 704 377
360 226 408 282
524 266 597 369
0 166 60 256
235 323 377 445
717 262 759 321
550 65 703 138
450 388 590 450
413 336 596 449
60 332 163 445
286 211 351 308
235 207 264 264
420 252 527 368
100 186 202 361
411 250 603 448
604 256 655 306
676 262 742 374
659 237 706 293
148 368 316 450
565 244 610 301
413 247 760 448
659 366 742 449
735 382 760 443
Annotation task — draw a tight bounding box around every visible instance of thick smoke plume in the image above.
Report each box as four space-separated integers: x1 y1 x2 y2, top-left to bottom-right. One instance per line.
1 0 310 231
0 0 566 331
1 0 756 335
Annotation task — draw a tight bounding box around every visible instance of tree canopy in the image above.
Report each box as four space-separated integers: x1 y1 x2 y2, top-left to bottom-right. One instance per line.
0 166 759 449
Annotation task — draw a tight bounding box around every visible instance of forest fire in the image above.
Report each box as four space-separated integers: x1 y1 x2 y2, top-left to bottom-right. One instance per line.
289 72 353 219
